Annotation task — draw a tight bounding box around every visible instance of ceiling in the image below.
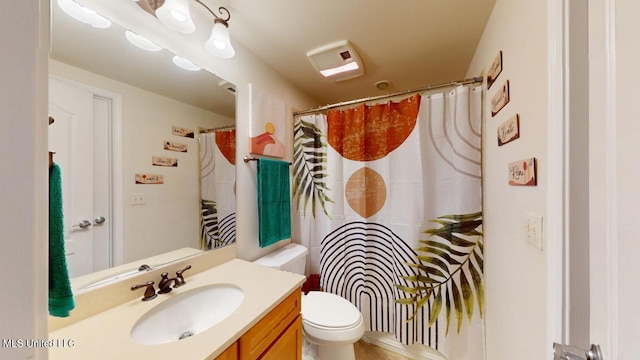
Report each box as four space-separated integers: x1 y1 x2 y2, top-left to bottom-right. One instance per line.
221 0 496 105
52 0 496 115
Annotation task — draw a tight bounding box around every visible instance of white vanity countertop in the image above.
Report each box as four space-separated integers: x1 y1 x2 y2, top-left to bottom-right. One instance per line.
49 259 306 360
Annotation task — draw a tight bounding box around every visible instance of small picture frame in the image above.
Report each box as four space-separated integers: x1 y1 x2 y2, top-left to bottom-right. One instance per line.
491 80 510 117
508 158 537 186
164 140 188 152
172 126 194 138
135 173 164 184
152 156 178 167
498 114 520 146
487 51 503 89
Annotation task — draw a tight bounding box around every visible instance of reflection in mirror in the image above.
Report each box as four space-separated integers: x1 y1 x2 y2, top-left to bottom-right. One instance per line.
49 1 236 292
199 126 236 249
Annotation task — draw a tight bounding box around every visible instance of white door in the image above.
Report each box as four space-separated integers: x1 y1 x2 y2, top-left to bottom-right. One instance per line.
586 0 640 358
49 77 111 277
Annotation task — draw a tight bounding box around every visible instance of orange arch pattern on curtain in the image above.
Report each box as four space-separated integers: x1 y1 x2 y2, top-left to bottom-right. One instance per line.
327 94 421 162
215 129 236 165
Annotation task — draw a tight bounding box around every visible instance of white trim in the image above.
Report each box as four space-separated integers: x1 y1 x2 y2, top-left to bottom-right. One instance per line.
587 0 618 357
603 0 618 357
48 75 124 268
546 0 567 357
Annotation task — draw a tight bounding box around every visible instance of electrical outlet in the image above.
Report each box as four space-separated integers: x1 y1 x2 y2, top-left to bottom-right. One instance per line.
131 193 145 206
526 213 543 250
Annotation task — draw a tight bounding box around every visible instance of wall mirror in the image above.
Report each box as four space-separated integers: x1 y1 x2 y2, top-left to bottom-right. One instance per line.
49 1 236 293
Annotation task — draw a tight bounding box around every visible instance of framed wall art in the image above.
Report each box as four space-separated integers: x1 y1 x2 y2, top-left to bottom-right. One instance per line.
508 157 537 186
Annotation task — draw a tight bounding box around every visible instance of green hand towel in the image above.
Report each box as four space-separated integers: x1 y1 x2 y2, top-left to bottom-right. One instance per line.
257 159 291 247
49 163 75 317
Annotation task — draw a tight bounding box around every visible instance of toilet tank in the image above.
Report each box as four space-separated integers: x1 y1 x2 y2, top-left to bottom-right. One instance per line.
253 243 308 275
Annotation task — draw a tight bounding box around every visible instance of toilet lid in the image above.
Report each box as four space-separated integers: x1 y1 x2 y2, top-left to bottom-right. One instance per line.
302 292 361 328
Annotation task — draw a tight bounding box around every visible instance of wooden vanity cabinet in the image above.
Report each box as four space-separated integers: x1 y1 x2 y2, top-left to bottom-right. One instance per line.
215 342 238 360
214 290 302 360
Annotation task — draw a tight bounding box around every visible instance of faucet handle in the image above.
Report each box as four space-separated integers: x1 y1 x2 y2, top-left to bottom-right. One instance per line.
131 281 157 301
174 265 192 287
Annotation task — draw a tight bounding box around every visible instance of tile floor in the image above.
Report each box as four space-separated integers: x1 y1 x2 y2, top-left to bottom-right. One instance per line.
354 340 410 360
303 339 409 360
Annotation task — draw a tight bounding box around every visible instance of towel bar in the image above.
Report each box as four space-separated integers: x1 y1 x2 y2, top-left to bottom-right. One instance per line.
243 156 292 165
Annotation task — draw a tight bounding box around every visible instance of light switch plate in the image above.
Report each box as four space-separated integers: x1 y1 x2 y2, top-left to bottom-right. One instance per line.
131 193 145 205
526 212 543 250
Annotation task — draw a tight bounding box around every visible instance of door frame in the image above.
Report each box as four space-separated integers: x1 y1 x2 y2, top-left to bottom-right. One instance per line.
546 0 568 353
49 75 124 268
548 0 619 358
586 0 618 357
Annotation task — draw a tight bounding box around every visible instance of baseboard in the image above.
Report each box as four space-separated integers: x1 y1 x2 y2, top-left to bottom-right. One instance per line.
361 332 447 360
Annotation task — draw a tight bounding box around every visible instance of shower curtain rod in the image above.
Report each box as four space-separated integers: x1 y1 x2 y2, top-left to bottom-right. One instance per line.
198 124 236 133
293 76 484 116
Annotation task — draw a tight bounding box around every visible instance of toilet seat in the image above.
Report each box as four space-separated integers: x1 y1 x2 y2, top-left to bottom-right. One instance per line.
301 292 365 345
302 291 361 328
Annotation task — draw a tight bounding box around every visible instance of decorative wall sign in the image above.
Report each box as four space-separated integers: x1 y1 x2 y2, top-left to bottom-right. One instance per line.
172 126 194 138
135 173 164 184
508 158 537 186
487 51 503 89
248 84 286 158
152 156 178 167
491 80 510 117
497 114 520 146
164 140 188 152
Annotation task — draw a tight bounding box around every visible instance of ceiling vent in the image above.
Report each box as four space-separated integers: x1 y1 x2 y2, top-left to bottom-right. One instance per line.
218 80 236 95
306 40 365 82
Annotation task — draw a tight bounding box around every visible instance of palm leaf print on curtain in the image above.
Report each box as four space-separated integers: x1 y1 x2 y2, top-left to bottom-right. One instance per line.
199 130 236 249
292 116 333 218
396 212 483 336
292 85 484 359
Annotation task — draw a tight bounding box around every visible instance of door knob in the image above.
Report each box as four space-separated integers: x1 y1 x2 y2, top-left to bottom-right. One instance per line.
73 220 92 229
94 216 106 225
553 343 603 360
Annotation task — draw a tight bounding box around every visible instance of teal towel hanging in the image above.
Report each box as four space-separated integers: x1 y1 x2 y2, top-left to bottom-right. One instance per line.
49 163 75 317
257 158 291 247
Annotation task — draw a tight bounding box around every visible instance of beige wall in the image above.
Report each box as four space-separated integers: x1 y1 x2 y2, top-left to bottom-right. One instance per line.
465 1 549 359
49 60 234 263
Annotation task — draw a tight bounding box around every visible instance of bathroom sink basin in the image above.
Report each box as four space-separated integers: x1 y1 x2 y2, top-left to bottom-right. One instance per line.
130 284 244 345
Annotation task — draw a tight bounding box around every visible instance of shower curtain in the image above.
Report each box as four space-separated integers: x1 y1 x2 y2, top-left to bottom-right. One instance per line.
292 85 484 358
199 130 236 249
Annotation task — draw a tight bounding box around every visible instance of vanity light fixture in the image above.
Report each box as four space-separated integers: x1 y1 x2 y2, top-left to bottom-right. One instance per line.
125 31 163 52
156 0 196 34
57 0 112 29
137 0 236 59
172 55 201 71
199 2 236 59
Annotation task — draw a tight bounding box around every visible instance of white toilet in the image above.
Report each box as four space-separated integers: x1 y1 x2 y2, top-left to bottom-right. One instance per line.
254 243 365 360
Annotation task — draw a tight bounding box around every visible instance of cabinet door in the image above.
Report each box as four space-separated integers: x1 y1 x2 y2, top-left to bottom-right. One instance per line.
215 341 238 360
239 290 301 359
260 315 302 360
